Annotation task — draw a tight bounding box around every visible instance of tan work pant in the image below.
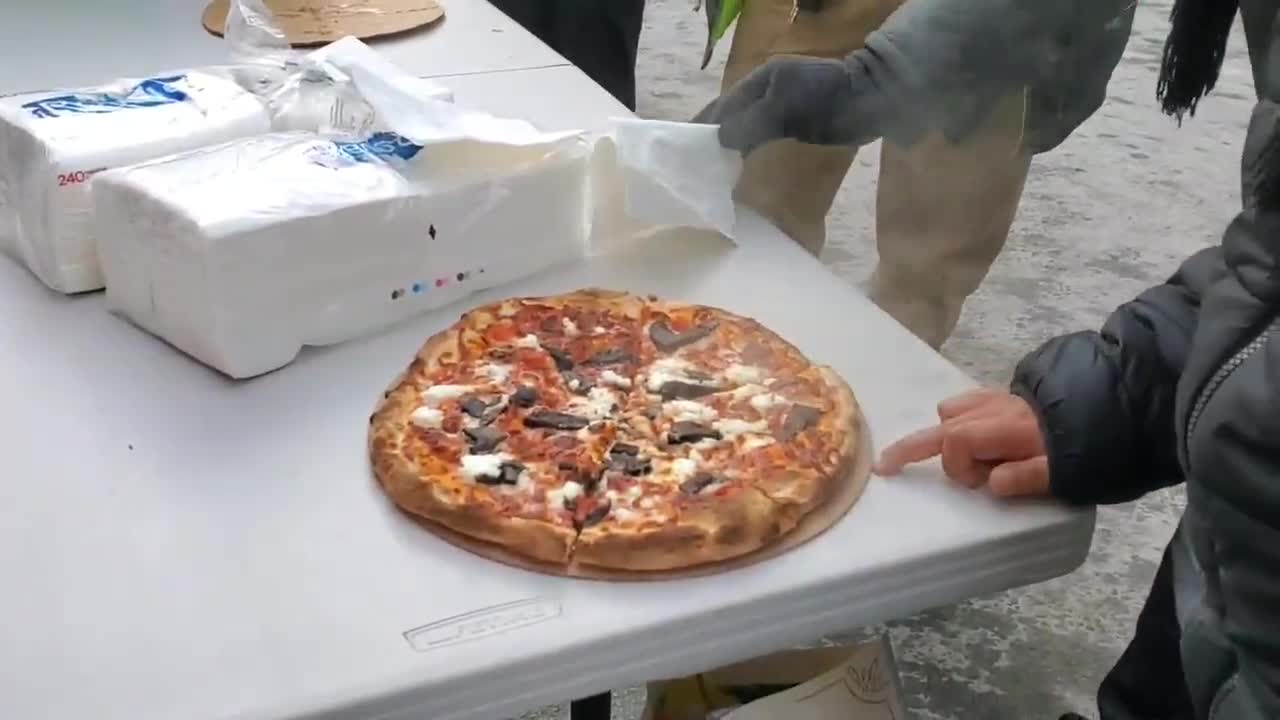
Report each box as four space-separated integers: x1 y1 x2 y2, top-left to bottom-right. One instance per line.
723 0 1032 348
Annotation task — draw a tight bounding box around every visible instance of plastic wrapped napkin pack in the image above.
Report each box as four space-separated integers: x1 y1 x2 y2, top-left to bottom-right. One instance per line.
0 0 453 295
0 72 275 293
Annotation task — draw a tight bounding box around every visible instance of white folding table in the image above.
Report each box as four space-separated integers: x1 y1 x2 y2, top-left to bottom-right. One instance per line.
3 0 567 95
0 4 1095 719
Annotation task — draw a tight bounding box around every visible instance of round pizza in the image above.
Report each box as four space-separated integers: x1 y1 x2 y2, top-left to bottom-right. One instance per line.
368 288 862 572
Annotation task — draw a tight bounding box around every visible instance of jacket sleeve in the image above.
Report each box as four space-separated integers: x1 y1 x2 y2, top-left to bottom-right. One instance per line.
1009 247 1223 505
1206 392 1280 717
1200 86 1280 717
853 0 1134 152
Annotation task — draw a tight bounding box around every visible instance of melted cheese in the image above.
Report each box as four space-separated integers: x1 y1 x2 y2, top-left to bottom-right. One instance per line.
724 363 766 384
570 386 619 421
562 317 581 337
653 357 691 372
546 480 584 510
409 406 444 429
714 418 769 438
743 435 776 451
669 457 699 483
663 399 718 424
422 384 472 407
749 392 787 413
645 357 718 393
460 453 509 482
600 369 633 388
515 334 541 349
730 384 768 404
480 363 511 383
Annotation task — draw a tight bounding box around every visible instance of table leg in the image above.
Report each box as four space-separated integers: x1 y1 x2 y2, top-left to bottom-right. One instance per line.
569 692 612 720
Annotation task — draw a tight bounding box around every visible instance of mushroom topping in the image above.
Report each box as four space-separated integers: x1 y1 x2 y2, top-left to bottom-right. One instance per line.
463 426 508 454
779 404 823 440
679 472 718 496
511 386 539 408
649 320 717 353
547 346 575 371
524 410 591 431
583 348 635 366
668 421 722 444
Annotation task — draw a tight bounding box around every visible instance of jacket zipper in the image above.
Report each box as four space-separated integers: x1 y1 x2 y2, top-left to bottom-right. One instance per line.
1185 316 1280 443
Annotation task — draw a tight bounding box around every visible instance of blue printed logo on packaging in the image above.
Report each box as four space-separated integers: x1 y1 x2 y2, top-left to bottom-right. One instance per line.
332 132 425 164
22 75 191 119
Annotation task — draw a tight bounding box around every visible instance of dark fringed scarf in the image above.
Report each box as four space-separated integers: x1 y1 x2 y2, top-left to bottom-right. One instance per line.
1157 0 1241 123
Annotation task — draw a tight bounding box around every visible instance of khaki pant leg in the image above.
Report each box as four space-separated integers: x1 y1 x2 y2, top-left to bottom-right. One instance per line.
721 0 896 257
870 94 1032 349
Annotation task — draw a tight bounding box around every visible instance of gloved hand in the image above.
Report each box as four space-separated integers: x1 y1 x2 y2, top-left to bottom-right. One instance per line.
691 56 896 155
693 0 1135 156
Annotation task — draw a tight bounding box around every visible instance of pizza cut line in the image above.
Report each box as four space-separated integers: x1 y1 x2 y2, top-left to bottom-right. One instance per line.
369 288 862 572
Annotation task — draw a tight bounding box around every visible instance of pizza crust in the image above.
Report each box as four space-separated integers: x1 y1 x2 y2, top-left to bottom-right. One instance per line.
494 287 645 321
573 486 787 571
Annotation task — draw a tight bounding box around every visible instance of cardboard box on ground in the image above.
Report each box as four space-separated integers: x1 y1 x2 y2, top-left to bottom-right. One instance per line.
643 637 908 720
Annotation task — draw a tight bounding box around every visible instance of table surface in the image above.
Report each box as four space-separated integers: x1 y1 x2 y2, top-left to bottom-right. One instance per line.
0 0 566 96
0 8 1095 720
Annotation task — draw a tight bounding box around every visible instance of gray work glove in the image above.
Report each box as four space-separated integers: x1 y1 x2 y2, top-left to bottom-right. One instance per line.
691 56 898 153
694 0 1135 156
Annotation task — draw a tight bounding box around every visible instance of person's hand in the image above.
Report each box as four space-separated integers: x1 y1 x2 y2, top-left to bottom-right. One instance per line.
874 388 1051 498
691 56 885 155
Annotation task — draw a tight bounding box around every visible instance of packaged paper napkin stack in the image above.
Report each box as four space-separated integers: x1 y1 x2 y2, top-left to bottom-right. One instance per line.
89 0 742 379
0 0 452 297
0 72 273 293
93 127 594 378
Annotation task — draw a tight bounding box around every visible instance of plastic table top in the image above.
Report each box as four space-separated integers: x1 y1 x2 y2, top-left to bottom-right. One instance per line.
0 12 1095 720
0 0 566 96
0 223 1094 720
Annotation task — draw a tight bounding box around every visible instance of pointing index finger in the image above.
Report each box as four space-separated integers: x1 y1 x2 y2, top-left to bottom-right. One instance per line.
874 424 943 476
937 387 1001 420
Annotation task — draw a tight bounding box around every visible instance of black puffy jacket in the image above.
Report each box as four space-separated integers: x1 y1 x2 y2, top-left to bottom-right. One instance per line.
1011 6 1280 717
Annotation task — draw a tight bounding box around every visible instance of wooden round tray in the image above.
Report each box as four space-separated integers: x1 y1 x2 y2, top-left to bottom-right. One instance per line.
202 0 444 46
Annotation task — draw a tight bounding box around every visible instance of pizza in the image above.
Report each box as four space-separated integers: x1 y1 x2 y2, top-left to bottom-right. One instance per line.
369 288 862 572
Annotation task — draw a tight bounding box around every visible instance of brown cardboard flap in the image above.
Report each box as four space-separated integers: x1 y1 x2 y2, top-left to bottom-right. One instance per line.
703 647 857 685
202 0 445 46
644 637 907 720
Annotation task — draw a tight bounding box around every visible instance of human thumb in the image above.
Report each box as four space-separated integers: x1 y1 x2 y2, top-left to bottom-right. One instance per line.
987 456 1051 498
